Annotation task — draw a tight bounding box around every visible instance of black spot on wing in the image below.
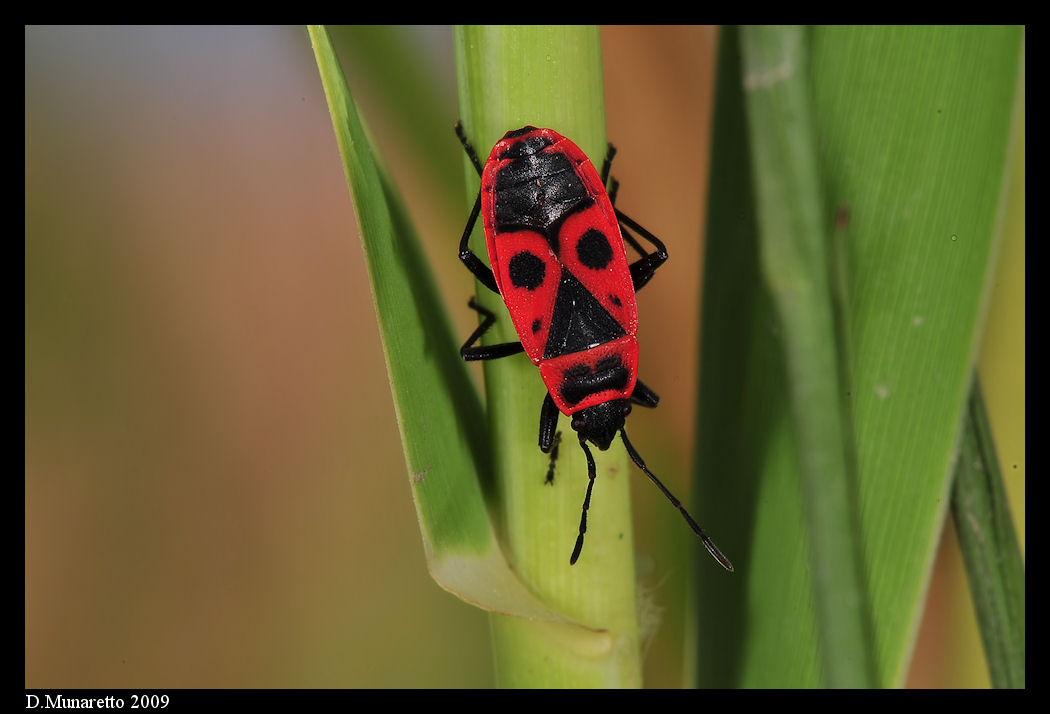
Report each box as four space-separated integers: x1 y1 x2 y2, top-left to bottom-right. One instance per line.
508 251 546 291
576 228 613 270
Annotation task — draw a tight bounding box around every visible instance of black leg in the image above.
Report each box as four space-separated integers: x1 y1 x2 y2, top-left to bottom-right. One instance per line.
454 123 500 294
460 297 525 362
600 143 617 186
607 174 652 272
601 152 669 292
619 221 651 268
459 193 500 294
543 431 561 485
539 392 561 452
539 393 563 484
455 121 484 177
631 378 660 408
616 209 669 292
569 437 598 565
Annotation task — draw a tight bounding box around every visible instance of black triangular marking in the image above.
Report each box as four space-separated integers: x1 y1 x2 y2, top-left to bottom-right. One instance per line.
543 269 625 359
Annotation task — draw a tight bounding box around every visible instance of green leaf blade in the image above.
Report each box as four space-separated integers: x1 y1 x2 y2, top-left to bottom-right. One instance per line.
310 25 489 553
695 25 1023 688
309 26 584 625
810 26 1024 685
952 378 1025 689
740 25 874 688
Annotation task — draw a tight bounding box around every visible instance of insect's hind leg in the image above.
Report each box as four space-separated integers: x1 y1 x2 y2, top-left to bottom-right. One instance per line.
631 378 660 408
543 432 562 485
539 392 561 452
539 392 562 484
460 298 524 361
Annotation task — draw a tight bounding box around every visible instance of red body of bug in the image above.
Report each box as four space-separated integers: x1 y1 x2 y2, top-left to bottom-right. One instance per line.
456 124 732 570
480 127 639 418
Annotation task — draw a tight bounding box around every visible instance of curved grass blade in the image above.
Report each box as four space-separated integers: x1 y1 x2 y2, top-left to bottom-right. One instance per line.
694 25 1024 687
951 377 1025 688
308 25 583 625
326 26 460 199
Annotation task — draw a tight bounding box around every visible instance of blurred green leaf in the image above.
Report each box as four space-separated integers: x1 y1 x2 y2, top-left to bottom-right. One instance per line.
327 25 459 194
740 25 874 687
952 377 1025 689
694 25 1023 687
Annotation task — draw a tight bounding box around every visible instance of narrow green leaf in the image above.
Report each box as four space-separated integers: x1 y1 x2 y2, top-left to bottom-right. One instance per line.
308 25 578 624
695 26 1023 687
327 26 459 195
455 25 643 688
951 377 1025 688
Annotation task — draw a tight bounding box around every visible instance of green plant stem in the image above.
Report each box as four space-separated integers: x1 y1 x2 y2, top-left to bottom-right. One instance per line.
455 25 642 688
740 25 874 688
951 376 1025 688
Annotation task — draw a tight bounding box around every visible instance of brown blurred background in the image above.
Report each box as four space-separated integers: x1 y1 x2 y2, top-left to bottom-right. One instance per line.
26 25 1023 688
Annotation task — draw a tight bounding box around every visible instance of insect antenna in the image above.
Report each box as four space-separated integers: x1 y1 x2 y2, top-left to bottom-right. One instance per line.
620 428 734 572
569 438 598 565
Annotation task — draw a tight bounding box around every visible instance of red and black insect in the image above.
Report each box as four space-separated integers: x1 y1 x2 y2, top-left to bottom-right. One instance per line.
456 124 732 570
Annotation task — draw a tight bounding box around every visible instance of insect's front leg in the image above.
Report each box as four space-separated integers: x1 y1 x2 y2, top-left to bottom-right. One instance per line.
455 121 484 177
458 193 500 295
454 123 501 294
